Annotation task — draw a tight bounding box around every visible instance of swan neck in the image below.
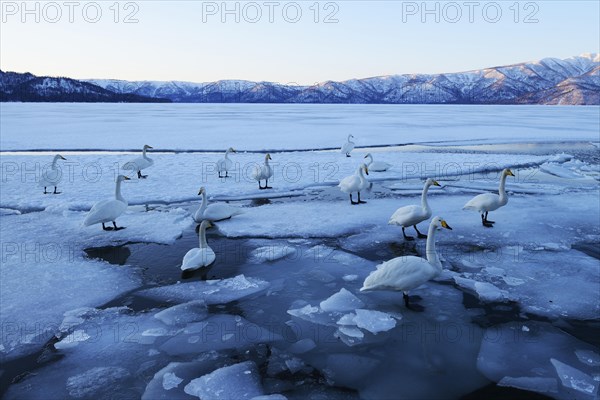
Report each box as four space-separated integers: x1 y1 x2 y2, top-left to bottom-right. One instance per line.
115 179 125 202
199 225 208 248
200 191 207 212
142 147 147 159
425 223 440 269
265 156 270 167
421 183 431 211
366 155 373 165
499 173 508 201
51 156 59 169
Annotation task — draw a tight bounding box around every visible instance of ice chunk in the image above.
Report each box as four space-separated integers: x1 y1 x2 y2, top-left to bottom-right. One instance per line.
154 300 208 326
498 376 558 393
248 245 297 263
162 372 183 390
319 288 365 312
287 339 316 354
575 350 600 367
66 367 131 399
353 309 397 334
336 313 357 326
454 277 508 303
551 358 599 396
337 326 364 339
342 274 359 282
184 361 263 400
137 275 269 305
54 330 91 350
160 314 281 355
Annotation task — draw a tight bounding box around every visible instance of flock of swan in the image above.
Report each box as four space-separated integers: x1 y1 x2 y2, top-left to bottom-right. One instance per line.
39 139 515 308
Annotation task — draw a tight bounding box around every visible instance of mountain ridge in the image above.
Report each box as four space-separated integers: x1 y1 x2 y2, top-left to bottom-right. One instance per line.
2 54 598 104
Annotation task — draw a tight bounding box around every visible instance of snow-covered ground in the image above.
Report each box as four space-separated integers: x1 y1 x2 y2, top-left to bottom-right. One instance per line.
1 104 599 399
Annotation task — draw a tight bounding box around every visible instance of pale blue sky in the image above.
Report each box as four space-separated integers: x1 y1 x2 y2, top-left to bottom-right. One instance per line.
1 1 598 84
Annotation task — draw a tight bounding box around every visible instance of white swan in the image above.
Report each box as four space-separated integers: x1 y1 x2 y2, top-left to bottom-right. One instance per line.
364 153 391 172
252 153 273 190
193 187 244 222
40 154 66 194
217 147 236 178
181 220 216 271
123 144 154 179
389 178 441 241
361 216 452 308
463 168 515 227
341 134 355 157
338 163 369 204
83 175 130 231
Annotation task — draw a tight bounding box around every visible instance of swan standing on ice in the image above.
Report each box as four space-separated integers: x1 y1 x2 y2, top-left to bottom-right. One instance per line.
193 187 244 222
463 168 515 227
364 153 391 172
361 216 452 308
123 144 154 179
389 178 441 241
181 220 216 271
217 147 236 178
339 164 369 205
83 175 130 231
40 154 67 194
252 153 273 190
341 134 355 157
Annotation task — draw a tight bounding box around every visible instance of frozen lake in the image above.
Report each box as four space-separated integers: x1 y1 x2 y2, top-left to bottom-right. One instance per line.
0 104 599 400
1 103 599 151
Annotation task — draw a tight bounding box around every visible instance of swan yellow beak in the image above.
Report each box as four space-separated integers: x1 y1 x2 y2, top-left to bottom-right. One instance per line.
432 180 441 186
267 154 272 160
441 220 452 230
123 176 131 180
507 169 515 177
59 155 67 160
206 222 213 228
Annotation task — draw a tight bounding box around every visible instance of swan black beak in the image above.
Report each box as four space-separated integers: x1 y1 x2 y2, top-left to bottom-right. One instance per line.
507 169 515 177
441 220 452 230
124 176 131 180
433 180 441 186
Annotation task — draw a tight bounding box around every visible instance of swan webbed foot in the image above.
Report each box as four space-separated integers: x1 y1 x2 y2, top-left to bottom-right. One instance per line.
349 194 359 205
112 222 125 231
482 221 494 228
52 187 61 195
102 223 113 231
414 225 427 238
402 227 415 241
264 186 273 189
346 154 351 157
43 188 48 194
486 219 495 224
357 193 367 204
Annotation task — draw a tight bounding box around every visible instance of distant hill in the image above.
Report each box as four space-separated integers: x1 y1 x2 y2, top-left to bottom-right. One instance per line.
2 54 598 104
0 71 170 103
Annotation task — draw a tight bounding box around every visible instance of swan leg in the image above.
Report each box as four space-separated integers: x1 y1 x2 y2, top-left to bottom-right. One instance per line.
102 223 113 231
484 211 495 224
481 213 494 227
402 227 415 241
403 292 410 307
52 186 61 195
225 171 229 178
358 192 367 204
113 221 125 231
414 225 427 239
349 194 359 205
137 170 148 179
346 153 351 157
258 180 266 190
43 187 48 194
264 179 273 189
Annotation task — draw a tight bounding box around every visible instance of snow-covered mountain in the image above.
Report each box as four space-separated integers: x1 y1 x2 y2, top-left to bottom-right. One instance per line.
2 54 598 104
0 71 170 103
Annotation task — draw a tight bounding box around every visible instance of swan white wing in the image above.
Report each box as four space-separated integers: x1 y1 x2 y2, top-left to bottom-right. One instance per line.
341 142 355 154
362 256 435 292
84 199 127 226
39 170 62 186
251 164 264 181
369 161 391 171
389 205 428 227
463 193 501 212
338 175 361 193
123 157 153 171
203 204 244 221
217 158 233 172
181 247 216 271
